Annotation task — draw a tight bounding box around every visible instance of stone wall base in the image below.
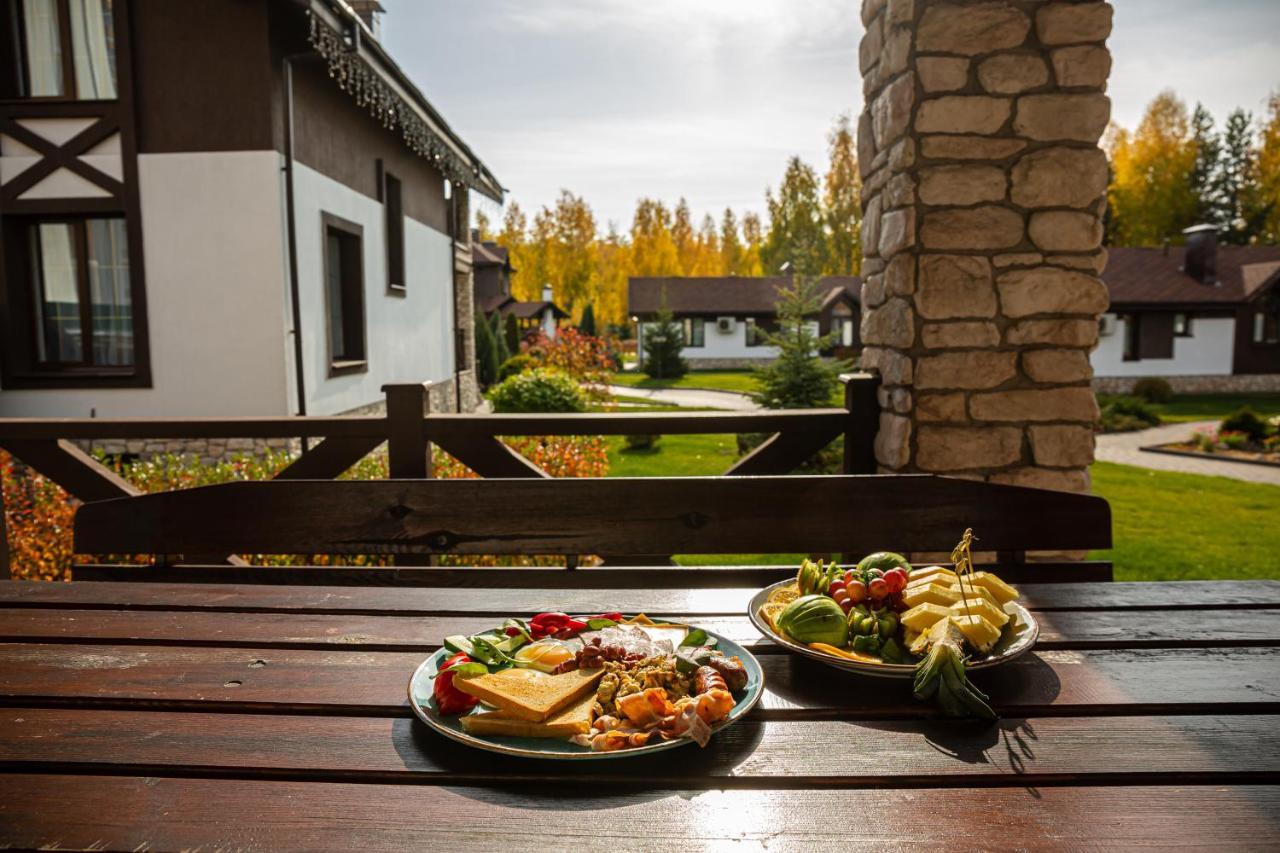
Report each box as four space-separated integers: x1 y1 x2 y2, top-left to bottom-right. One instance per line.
1094 374 1280 394
685 357 771 370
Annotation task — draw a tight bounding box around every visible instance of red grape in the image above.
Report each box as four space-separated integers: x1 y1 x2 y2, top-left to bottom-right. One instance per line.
829 580 846 596
839 599 854 613
846 580 867 604
883 568 908 594
868 577 889 599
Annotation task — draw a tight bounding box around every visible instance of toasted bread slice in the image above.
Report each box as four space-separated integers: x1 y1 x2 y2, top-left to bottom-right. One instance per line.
452 666 604 722
461 693 596 738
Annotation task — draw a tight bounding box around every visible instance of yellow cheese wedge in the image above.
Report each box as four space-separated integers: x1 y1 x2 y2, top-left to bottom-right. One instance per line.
949 613 1001 653
947 582 999 607
901 582 961 609
901 602 951 632
907 566 957 586
968 571 1020 603
949 597 1010 628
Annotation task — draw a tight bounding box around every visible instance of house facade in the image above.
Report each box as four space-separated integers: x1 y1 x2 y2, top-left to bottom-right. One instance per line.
0 0 501 421
472 234 567 341
1092 227 1280 392
629 276 860 368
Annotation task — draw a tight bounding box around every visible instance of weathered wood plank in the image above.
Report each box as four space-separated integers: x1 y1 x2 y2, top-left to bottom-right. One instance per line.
0 643 1274 717
425 409 850 436
4 580 1275 615
0 438 138 502
842 372 879 475
0 608 1275 652
74 475 1113 556
1 709 1275 786
1 775 1275 851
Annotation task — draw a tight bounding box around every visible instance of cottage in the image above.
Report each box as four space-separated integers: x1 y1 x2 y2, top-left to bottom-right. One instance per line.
1093 226 1280 391
629 276 861 368
471 234 568 340
0 0 501 419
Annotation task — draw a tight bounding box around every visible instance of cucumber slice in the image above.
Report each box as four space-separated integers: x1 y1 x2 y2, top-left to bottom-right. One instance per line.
442 635 475 656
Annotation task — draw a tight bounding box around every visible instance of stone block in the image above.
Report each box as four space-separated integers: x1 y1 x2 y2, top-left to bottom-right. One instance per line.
885 173 917 207
969 387 1100 422
859 12 884 74
997 267 1110 317
1051 45 1111 89
862 0 887 27
918 254 997 319
1010 147 1108 208
885 254 916 296
1006 318 1099 347
1023 349 1093 383
1037 2 1113 45
1029 424 1096 467
861 298 916 348
1048 254 1101 271
917 392 968 422
878 348 915 385
886 0 914 28
994 252 1044 267
918 57 969 93
921 135 1026 160
917 425 1023 471
1014 94 1110 142
888 138 916 170
917 351 1018 390
861 273 887 309
920 206 1024 250
875 412 913 469
882 27 912 78
989 466 1090 493
873 74 916 150
922 321 1001 349
879 207 917 257
1029 210 1103 252
862 194 882 258
977 54 1049 94
919 164 1007 205
918 2 1031 56
916 96 1011 135
857 111 877 175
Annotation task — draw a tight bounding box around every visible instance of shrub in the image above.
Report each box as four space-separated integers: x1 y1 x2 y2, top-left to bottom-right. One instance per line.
486 367 587 413
1220 406 1270 441
1219 430 1249 450
1194 431 1217 453
498 353 536 381
1098 396 1161 433
1264 434 1280 453
579 304 597 337
623 433 661 450
474 312 501 387
1131 377 1174 404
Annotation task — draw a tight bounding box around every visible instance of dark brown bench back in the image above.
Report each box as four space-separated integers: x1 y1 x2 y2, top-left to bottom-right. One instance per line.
74 474 1112 584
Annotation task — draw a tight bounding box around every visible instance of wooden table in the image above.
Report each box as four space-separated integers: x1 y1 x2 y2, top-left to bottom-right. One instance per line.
0 578 1277 850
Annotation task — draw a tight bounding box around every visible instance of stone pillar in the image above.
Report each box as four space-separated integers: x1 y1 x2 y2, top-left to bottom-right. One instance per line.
857 0 1112 492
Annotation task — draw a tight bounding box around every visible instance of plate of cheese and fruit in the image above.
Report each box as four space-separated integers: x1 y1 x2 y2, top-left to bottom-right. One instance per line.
749 529 1037 718
408 612 764 758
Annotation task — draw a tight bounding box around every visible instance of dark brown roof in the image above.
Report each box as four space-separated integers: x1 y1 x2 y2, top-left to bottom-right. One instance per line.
471 240 511 269
483 295 569 320
629 276 861 316
1102 246 1280 308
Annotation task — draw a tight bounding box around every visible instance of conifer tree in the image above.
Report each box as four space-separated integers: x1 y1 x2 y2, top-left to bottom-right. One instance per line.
579 304 597 337
504 312 520 354
642 298 687 379
751 278 847 409
474 311 500 387
762 156 829 275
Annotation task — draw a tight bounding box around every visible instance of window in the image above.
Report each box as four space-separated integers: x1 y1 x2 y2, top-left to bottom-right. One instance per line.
20 216 132 369
745 318 758 347
1256 308 1280 345
682 317 705 347
1173 313 1192 337
383 170 405 293
2 0 117 99
321 213 366 375
840 318 854 347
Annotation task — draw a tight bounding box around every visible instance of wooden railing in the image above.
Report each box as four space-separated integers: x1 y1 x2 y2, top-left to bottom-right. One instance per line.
0 373 881 575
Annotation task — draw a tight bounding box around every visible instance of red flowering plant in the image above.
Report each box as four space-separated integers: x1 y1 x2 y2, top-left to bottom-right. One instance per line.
520 328 618 404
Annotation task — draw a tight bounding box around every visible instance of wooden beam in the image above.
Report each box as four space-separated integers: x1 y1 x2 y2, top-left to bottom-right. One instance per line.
425 409 848 437
432 434 549 479
842 372 880 475
275 436 384 480
74 474 1113 558
0 417 386 441
382 384 431 480
723 427 842 476
0 439 138 503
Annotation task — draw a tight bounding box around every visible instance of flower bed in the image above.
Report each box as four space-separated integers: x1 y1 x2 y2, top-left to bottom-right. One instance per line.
1146 408 1280 467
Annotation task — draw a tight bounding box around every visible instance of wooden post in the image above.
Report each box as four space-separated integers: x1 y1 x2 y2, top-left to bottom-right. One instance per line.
842 372 880 475
383 383 432 480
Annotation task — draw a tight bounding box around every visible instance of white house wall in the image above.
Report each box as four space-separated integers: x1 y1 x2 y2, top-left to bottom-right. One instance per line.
0 150 291 417
1090 313 1236 377
640 318 780 360
291 162 455 415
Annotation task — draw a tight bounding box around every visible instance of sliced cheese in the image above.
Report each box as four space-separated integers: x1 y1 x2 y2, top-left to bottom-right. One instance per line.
949 597 1010 628
907 566 957 586
901 582 961 609
947 582 999 608
950 613 1001 653
901 602 951 632
968 571 1020 603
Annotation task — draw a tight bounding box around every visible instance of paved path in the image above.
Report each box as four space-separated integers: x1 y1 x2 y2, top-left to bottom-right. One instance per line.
1096 419 1280 485
603 384 760 411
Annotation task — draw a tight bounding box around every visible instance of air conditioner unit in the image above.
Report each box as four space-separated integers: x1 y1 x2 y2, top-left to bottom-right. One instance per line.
717 316 736 333
1098 315 1117 337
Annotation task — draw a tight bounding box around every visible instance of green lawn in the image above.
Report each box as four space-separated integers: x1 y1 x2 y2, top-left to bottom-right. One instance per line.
1099 392 1280 424
1089 461 1280 581
609 370 759 395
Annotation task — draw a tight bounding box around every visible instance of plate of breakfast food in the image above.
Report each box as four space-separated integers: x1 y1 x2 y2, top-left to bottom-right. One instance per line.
749 529 1037 718
408 612 764 758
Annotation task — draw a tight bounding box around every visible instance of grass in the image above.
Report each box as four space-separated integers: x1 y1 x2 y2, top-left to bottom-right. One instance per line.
608 370 759 395
606 432 737 477
1099 392 1280 424
1088 461 1280 581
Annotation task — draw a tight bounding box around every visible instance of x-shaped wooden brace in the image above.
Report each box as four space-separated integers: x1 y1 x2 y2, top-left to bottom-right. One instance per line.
0 114 125 205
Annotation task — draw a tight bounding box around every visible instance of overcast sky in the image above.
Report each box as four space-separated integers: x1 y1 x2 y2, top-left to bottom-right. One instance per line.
380 0 1280 232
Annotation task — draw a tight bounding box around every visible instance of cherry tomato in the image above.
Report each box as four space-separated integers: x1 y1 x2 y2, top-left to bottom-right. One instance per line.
868 577 889 599
828 580 846 596
832 590 850 605
844 570 856 584
433 653 481 716
883 568 908 594
846 580 868 604
839 598 854 614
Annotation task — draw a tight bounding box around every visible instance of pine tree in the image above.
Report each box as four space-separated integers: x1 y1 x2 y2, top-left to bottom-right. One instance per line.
824 113 862 275
720 208 743 274
579 303 597 337
1190 103 1221 225
740 212 765 276
750 277 848 409
504 312 520 354
493 311 512 368
672 198 697 274
762 156 829 275
474 311 499 387
642 298 687 379
1257 92 1280 244
1214 109 1269 244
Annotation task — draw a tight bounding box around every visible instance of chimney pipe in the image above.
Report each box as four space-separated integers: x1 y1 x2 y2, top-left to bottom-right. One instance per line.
1181 224 1218 285
542 283 554 303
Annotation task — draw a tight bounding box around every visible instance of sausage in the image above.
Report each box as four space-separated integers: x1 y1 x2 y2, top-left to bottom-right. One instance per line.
694 665 726 695
706 656 748 693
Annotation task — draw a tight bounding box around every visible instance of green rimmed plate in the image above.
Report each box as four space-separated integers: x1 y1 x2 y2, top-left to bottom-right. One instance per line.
748 580 1039 678
407 619 765 759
